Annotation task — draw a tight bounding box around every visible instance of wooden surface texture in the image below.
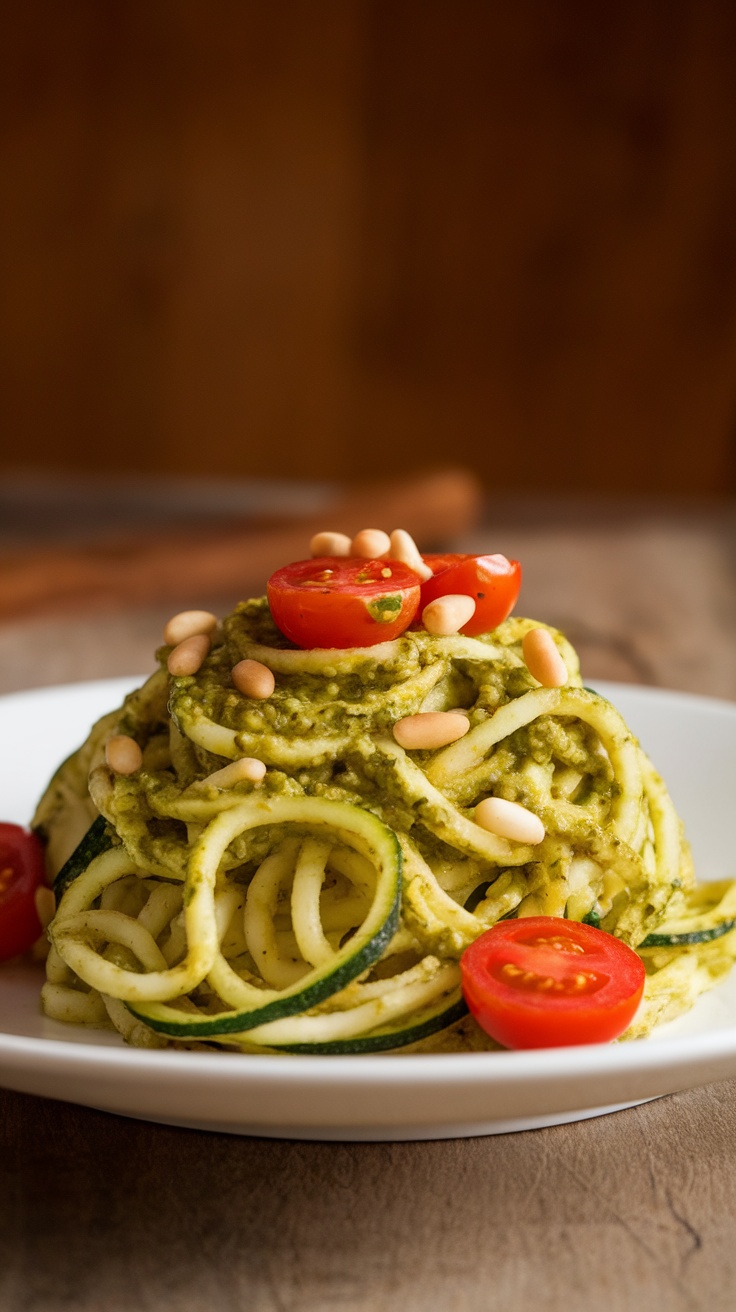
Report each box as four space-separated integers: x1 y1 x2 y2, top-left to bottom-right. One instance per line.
1 487 736 1309
3 0 736 496
2 1082 736 1312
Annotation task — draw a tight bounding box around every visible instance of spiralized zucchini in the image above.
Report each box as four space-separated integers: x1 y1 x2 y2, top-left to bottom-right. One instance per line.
34 600 736 1052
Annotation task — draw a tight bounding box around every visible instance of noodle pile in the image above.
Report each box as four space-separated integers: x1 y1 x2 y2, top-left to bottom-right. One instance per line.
34 601 736 1051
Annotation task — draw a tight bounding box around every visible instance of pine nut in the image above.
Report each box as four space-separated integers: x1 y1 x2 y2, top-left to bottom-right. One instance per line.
163 609 218 647
105 734 143 775
474 797 545 845
34 885 56 931
310 531 352 557
389 528 433 581
197 758 267 788
393 711 471 750
351 528 391 558
232 659 275 699
422 594 476 636
522 627 568 688
167 633 210 677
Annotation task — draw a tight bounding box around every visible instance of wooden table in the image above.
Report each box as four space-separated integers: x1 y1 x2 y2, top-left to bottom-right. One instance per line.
2 493 736 1311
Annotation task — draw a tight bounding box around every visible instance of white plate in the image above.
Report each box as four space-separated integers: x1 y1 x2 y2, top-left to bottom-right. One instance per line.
1 677 735 1140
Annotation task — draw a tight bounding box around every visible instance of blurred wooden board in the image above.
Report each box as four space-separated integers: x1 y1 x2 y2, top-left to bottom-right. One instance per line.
0 470 481 621
3 1 736 496
1 493 734 699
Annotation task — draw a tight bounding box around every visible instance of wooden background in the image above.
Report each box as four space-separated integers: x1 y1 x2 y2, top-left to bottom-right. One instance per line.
3 0 736 495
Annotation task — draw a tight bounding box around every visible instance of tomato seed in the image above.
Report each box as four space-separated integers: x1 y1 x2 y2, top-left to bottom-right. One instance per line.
524 935 584 954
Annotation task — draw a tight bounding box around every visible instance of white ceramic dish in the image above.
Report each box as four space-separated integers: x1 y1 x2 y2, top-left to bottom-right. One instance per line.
1 676 735 1140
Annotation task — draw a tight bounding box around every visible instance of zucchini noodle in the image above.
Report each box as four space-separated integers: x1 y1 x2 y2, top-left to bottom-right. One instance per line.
33 599 736 1053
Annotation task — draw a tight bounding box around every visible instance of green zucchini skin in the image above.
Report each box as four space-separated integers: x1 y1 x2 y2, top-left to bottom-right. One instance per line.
128 803 403 1038
53 815 112 901
262 994 468 1055
127 893 400 1038
464 882 491 913
640 919 736 948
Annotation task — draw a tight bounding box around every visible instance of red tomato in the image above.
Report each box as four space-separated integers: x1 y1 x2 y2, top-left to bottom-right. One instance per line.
0 824 46 962
460 916 645 1048
267 557 421 649
420 553 521 636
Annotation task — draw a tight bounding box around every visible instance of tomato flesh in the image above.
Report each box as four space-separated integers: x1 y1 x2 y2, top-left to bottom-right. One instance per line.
267 557 421 649
420 553 521 636
460 916 645 1048
0 824 46 962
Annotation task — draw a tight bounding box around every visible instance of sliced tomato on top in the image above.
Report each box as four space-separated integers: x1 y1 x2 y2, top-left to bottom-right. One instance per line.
267 557 421 649
460 916 645 1048
419 553 521 636
0 823 46 962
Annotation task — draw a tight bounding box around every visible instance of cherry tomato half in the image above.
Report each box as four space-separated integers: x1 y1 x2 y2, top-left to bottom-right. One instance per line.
460 916 645 1048
267 557 421 649
420 553 521 636
0 824 46 962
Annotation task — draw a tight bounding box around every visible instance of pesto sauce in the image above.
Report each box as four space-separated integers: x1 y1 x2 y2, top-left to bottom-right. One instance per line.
97 604 599 897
